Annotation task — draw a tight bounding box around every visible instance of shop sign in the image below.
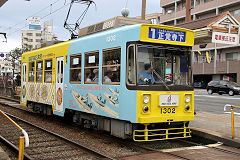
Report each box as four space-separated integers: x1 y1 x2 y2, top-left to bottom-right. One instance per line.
212 32 239 45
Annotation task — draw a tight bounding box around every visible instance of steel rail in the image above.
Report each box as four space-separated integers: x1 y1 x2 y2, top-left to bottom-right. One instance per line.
0 135 32 160
1 108 115 160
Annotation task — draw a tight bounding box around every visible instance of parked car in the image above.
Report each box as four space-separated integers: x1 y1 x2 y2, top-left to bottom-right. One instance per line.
207 80 240 96
194 81 207 88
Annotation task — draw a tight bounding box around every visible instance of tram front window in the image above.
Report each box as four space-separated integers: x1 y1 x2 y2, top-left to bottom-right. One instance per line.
136 44 191 86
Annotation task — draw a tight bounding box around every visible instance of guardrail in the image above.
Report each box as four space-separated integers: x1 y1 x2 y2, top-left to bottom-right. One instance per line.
0 110 29 160
224 104 240 139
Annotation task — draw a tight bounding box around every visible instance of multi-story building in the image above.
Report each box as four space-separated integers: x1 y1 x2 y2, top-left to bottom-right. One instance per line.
136 13 162 24
22 18 57 50
160 0 240 25
0 52 21 77
21 30 42 50
158 0 240 84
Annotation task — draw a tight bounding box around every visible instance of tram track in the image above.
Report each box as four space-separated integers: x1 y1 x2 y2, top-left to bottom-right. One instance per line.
1 96 240 159
0 112 115 160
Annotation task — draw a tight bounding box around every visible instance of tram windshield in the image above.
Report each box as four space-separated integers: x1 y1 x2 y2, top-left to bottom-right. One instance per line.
127 44 192 87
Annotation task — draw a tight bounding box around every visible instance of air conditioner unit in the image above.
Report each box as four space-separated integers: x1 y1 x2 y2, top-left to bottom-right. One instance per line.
167 10 173 14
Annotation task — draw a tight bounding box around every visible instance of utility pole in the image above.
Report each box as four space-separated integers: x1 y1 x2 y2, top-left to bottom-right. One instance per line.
141 0 146 20
185 0 191 23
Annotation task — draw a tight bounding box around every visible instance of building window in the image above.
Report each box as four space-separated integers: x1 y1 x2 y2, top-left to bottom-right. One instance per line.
202 55 206 63
166 8 174 14
231 9 240 16
191 0 194 7
204 0 213 3
226 52 238 61
84 51 99 84
196 0 201 5
36 39 41 42
217 53 221 62
36 61 43 82
28 62 35 82
44 59 52 83
102 48 121 84
194 53 199 63
27 33 33 36
70 54 81 83
28 39 33 42
36 33 41 36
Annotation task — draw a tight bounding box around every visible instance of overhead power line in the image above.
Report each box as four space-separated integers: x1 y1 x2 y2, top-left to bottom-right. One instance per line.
3 0 63 33
8 1 70 36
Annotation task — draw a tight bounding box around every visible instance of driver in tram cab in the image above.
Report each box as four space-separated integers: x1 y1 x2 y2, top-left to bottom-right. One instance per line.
138 64 155 85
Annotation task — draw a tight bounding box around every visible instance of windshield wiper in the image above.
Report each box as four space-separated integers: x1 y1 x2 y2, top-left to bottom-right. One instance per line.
152 69 170 91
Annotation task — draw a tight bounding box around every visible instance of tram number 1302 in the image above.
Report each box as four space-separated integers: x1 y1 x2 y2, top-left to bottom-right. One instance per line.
160 107 176 114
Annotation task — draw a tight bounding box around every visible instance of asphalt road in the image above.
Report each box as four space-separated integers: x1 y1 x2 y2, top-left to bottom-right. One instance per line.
194 90 240 114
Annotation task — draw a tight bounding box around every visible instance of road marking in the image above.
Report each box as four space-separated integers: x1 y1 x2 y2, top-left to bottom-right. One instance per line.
195 95 240 100
161 142 222 152
224 112 240 116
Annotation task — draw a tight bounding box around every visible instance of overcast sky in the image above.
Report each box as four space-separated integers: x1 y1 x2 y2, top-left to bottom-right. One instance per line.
0 0 161 52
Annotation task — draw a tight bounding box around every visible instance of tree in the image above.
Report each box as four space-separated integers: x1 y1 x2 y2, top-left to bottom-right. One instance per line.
4 47 29 97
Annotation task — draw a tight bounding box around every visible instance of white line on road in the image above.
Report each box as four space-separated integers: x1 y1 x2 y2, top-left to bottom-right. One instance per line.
224 112 240 116
161 142 223 152
194 95 240 100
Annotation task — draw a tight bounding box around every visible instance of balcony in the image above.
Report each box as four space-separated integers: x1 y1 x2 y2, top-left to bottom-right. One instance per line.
160 12 176 23
192 0 217 14
218 0 237 7
160 9 186 23
161 0 180 7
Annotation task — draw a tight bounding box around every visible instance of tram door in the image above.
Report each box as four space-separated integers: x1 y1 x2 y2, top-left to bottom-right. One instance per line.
55 57 64 112
21 63 27 104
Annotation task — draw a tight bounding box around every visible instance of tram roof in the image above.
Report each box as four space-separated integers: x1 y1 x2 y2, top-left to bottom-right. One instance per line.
22 24 194 57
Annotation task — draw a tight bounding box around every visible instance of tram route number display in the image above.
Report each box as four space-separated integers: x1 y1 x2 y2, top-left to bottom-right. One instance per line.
160 107 176 114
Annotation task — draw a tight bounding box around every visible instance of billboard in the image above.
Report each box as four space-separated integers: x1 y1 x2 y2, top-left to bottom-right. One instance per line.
29 16 41 30
212 32 239 45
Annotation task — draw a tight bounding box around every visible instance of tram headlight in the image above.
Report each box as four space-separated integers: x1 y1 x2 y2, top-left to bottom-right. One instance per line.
185 105 190 111
185 96 191 103
143 105 149 113
143 96 150 104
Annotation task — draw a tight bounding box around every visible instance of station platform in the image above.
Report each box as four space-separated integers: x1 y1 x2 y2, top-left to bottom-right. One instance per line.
0 146 10 160
192 89 240 148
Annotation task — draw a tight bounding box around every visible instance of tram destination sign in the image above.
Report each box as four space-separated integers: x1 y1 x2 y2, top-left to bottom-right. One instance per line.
148 28 186 42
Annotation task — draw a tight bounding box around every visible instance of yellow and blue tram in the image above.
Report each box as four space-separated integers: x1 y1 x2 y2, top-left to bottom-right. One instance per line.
20 24 195 141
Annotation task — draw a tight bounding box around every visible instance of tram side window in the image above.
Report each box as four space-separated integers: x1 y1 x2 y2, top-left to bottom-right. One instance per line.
36 61 43 82
84 51 99 84
70 54 81 83
28 62 35 82
127 45 136 85
44 59 52 83
102 48 121 84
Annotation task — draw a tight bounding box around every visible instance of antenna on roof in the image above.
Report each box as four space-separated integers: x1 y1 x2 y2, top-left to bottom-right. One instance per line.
64 0 96 39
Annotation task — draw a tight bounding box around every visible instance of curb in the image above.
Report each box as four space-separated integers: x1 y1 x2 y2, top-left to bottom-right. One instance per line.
191 127 240 149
